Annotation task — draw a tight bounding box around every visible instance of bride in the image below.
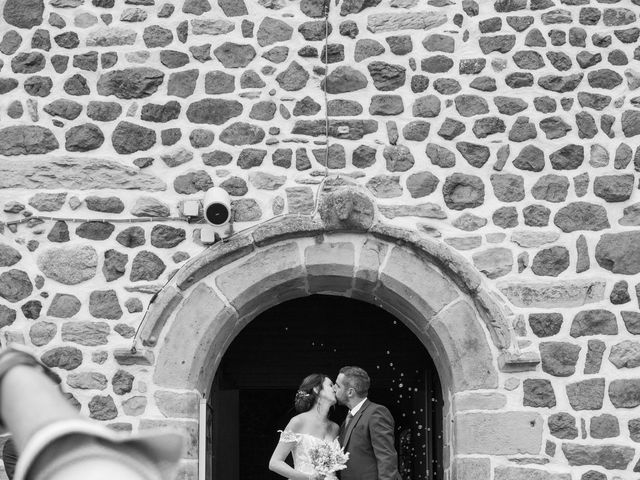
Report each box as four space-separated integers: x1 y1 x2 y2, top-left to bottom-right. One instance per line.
269 373 341 480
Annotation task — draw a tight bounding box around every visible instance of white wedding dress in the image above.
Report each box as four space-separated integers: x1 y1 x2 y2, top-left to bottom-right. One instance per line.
278 430 340 480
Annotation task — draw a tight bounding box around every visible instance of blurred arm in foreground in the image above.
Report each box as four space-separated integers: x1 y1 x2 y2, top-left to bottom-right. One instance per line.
0 346 183 480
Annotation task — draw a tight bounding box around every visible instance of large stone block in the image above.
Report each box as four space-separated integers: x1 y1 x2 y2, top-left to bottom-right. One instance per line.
596 232 640 274
366 12 446 33
547 412 578 439
321 66 367 93
154 390 200 419
531 175 569 203
456 411 543 454
629 418 640 442
455 392 506 410
0 244 20 268
0 126 58 156
67 372 108 390
479 35 516 54
472 248 513 279
138 287 183 348
213 42 256 68
594 174 634 202
458 142 491 167
378 246 459 322
61 322 110 346
570 310 618 337
0 306 16 329
88 395 117 420
114 348 154 366
191 19 234 35
305 241 355 293
583 340 605 376
41 346 83 370
219 122 265 145
540 342 580 377
87 27 136 47
257 17 293 46
531 246 569 277
292 119 378 140
112 121 156 154
319 188 375 231
455 95 489 117
454 457 490 480
554 202 609 232
369 62 406 91
523 379 556 408
3 0 44 28
442 173 485 210
30 321 56 346
429 301 498 391
37 246 97 285
609 379 640 408
567 378 605 410
528 313 562 337
340 0 381 15
111 369 133 396
495 467 570 480
155 282 236 390
97 68 163 99
168 69 199 98
353 238 388 293
511 232 559 249
610 340 640 369
122 396 147 416
130 251 166 282
89 290 123 320
216 242 306 319
0 269 32 303
499 281 605 308
590 414 620 439
622 311 640 334
175 235 255 290
366 175 402 199
561 443 635 470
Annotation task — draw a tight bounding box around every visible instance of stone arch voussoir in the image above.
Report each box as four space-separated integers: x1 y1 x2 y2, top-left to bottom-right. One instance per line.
142 208 530 395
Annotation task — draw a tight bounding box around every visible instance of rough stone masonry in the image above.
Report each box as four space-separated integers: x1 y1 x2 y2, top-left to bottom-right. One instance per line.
1 0 640 478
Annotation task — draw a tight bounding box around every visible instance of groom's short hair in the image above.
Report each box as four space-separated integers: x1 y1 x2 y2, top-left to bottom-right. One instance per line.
340 366 370 397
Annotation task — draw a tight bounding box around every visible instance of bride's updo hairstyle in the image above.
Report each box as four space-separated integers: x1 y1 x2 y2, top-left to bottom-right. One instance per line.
294 373 328 413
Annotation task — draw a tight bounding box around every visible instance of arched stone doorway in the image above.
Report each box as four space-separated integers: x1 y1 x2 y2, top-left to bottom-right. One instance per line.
136 192 541 479
211 294 443 480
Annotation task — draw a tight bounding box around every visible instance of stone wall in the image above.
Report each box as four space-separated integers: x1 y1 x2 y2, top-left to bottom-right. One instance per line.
1 0 640 478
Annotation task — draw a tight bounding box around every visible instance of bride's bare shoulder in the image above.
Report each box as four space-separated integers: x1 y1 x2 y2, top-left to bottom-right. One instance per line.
329 421 340 437
285 413 307 432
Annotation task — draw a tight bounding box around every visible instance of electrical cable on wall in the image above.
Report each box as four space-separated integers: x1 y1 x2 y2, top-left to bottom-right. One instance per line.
129 0 336 354
0 0 337 356
0 215 189 227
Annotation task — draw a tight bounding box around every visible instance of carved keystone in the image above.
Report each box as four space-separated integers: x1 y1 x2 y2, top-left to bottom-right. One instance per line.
319 187 375 231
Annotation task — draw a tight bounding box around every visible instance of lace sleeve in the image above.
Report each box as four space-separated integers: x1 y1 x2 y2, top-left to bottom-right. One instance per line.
277 430 300 444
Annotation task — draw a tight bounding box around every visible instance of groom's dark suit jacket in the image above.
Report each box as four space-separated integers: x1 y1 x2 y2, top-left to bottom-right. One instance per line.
338 399 402 480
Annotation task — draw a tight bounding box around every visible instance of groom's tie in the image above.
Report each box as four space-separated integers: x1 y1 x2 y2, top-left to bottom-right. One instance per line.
344 412 353 430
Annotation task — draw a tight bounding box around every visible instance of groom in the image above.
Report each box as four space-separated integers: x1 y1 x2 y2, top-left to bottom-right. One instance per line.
334 366 402 480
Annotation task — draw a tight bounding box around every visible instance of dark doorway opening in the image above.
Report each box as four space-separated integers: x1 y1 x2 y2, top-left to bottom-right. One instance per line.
210 295 443 480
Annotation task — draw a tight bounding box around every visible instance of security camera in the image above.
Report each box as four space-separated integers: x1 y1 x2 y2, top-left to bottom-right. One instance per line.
203 187 231 226
201 187 232 244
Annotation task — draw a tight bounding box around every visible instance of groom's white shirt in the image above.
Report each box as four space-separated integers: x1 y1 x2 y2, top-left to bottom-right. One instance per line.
349 398 368 417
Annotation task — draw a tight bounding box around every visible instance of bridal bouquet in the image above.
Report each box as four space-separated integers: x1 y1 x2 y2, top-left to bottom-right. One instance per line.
308 441 349 476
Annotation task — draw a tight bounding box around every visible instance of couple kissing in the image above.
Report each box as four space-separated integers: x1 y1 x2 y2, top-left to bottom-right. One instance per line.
269 366 402 480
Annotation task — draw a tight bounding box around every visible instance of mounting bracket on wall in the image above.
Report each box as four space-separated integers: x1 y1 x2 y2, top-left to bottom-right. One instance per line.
180 188 234 244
